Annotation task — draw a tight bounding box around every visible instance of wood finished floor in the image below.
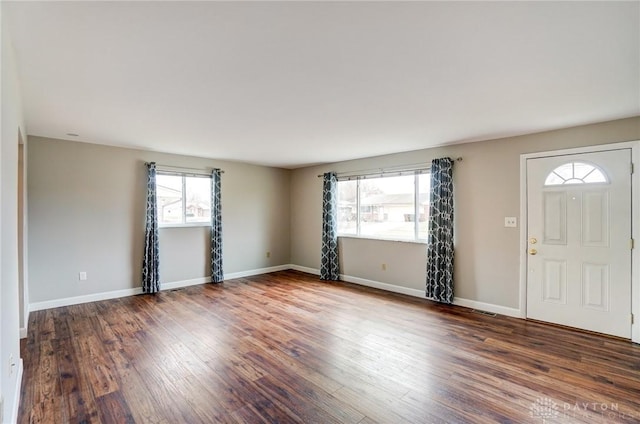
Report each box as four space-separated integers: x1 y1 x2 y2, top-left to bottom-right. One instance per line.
19 270 640 423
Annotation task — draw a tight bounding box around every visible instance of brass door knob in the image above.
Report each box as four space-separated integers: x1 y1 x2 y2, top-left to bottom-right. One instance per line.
529 248 538 255
529 237 537 244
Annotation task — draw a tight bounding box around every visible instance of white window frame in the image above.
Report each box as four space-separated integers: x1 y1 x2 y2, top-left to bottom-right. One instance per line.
157 171 212 228
543 161 609 186
337 169 430 243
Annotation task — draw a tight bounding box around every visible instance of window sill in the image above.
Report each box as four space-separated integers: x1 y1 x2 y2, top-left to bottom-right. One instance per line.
159 223 211 229
337 235 427 245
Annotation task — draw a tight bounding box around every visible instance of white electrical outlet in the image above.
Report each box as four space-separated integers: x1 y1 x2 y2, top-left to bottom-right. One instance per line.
504 217 517 228
79 272 87 281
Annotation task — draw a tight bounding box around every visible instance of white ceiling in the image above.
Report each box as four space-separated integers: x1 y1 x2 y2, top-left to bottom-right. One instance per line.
4 1 639 169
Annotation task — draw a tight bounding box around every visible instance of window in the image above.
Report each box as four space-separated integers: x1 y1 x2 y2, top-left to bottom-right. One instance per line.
337 171 430 241
544 162 608 186
157 173 212 226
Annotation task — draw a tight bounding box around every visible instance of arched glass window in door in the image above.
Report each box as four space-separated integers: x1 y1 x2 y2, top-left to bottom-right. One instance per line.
544 162 608 186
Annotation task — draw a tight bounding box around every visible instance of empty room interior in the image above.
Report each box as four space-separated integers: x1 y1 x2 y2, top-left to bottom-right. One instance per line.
2 1 640 423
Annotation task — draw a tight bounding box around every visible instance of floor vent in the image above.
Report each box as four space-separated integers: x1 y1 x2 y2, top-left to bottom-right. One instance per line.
472 309 497 317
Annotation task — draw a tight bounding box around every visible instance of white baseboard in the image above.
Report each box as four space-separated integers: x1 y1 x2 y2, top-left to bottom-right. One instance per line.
289 264 320 275
341 274 426 299
10 359 23 424
225 264 292 280
453 297 521 318
162 276 211 291
288 265 522 318
289 265 426 298
28 265 296 312
26 265 522 320
29 287 144 312
29 279 201 312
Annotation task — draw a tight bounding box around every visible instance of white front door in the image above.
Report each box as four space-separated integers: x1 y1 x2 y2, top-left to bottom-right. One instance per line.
526 149 632 338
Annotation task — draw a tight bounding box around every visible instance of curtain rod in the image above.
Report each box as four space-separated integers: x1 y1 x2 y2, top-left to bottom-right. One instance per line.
145 163 224 173
316 157 462 178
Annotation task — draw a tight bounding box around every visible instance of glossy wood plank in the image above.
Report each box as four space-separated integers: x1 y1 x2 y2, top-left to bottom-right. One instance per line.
19 270 640 423
53 336 100 423
95 391 135 424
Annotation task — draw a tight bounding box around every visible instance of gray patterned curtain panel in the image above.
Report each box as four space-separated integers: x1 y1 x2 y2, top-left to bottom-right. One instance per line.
211 169 224 283
142 162 160 293
426 157 454 303
320 172 340 280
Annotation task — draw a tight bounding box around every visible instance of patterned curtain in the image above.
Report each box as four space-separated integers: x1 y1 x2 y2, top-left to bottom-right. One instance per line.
426 157 454 303
210 169 224 283
320 172 340 280
142 162 160 293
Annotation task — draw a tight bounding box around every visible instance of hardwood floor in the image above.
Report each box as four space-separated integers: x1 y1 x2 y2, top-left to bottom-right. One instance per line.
19 270 640 423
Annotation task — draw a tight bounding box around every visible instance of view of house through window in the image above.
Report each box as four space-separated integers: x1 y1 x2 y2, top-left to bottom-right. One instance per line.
157 173 211 225
337 172 431 241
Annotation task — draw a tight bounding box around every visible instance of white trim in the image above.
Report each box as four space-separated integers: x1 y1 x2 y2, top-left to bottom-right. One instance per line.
224 264 293 280
156 164 214 177
340 274 426 298
335 164 431 181
289 265 425 296
337 235 427 245
19 327 27 339
453 297 521 318
519 153 529 318
29 287 144 312
519 140 640 343
632 144 640 344
10 359 24 424
520 142 637 160
289 265 521 317
289 264 320 275
27 265 294 312
159 222 211 229
161 276 211 291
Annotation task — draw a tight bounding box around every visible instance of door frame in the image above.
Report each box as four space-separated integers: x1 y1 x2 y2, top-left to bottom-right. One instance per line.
519 141 640 344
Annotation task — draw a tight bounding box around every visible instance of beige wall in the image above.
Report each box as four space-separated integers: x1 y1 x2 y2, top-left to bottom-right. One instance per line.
1 5 27 420
27 137 291 303
24 118 640 313
290 117 640 310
